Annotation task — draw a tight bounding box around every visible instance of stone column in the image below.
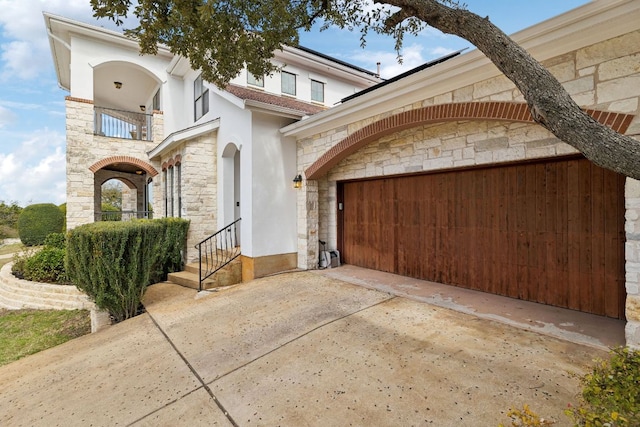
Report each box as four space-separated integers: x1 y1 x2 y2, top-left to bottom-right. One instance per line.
150 111 164 218
65 97 96 230
625 177 640 349
298 179 319 270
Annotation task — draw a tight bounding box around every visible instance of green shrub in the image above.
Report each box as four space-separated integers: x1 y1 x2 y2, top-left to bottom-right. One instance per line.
17 203 64 246
19 248 68 283
66 218 189 322
566 347 640 426
11 250 30 279
0 201 22 229
500 404 555 426
11 241 68 284
43 233 66 250
151 217 190 283
58 203 66 231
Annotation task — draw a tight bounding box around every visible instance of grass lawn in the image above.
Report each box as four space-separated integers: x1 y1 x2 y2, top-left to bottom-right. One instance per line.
0 309 91 367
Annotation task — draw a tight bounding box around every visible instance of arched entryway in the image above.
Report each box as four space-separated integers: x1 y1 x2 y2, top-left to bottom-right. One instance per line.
90 157 158 221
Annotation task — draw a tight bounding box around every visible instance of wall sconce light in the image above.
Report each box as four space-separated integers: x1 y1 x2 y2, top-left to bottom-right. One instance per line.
135 170 143 175
139 105 146 112
293 174 303 189
114 81 122 89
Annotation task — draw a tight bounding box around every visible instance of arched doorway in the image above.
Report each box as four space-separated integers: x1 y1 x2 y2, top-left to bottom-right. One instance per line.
90 157 158 221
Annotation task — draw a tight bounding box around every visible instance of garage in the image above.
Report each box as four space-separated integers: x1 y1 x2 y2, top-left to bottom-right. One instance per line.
337 156 626 319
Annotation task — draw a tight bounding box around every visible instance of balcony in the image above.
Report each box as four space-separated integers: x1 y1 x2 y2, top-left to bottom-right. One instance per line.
94 107 153 141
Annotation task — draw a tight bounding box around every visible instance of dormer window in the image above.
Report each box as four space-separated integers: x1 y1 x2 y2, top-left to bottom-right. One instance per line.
247 73 264 87
281 71 296 96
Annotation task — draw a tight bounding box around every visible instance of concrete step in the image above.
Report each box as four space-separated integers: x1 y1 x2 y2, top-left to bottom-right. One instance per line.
168 258 242 290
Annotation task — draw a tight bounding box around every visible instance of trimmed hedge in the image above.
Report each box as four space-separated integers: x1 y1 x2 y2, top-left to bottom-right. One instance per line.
66 218 189 322
17 203 64 246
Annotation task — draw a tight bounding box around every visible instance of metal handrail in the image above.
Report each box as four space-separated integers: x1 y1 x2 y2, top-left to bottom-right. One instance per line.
195 218 241 291
94 106 153 141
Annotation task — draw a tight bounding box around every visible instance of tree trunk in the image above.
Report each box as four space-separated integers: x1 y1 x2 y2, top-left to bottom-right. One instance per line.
380 0 640 179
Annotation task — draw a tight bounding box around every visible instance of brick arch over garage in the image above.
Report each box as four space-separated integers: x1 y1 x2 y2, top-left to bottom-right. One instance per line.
304 101 635 179
89 156 159 177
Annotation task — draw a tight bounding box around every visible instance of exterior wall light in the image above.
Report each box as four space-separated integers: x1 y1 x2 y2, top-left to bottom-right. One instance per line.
139 105 146 112
114 81 122 89
293 174 303 189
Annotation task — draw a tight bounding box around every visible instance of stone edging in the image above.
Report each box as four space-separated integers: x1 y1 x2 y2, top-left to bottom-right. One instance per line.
0 261 96 311
0 262 112 333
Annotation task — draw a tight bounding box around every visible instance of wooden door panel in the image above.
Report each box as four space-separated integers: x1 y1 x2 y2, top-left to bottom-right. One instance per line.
339 157 626 319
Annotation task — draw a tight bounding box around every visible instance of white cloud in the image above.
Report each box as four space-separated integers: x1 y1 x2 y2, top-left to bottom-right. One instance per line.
0 0 136 82
347 43 456 79
0 130 66 206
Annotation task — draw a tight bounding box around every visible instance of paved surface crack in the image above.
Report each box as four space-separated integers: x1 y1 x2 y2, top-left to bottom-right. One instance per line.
141 311 240 427
212 295 397 382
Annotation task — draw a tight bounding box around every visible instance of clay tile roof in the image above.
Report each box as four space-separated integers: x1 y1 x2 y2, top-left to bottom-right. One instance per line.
225 84 327 116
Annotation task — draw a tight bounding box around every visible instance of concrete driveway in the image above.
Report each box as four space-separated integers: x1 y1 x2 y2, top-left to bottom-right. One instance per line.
0 271 605 426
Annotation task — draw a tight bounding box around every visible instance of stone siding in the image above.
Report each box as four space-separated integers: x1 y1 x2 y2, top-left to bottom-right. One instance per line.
626 178 640 350
158 133 218 263
296 30 640 346
65 98 162 229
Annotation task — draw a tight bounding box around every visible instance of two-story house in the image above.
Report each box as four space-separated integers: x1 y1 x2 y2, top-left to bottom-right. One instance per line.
45 12 381 281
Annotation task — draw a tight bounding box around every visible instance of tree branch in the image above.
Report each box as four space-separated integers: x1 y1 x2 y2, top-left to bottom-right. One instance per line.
379 0 640 180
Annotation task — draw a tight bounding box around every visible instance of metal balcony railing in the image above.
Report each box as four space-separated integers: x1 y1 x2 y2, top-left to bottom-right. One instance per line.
94 107 153 141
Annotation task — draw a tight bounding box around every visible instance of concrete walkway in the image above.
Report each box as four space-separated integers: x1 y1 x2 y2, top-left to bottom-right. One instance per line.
0 238 21 260
0 270 610 426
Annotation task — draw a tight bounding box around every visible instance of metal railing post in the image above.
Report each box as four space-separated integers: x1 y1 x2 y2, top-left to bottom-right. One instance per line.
194 218 241 290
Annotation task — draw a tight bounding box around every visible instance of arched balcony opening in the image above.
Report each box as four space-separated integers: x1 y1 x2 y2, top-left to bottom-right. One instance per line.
93 61 162 142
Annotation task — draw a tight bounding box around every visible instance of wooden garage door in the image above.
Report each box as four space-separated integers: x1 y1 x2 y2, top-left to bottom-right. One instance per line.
338 157 626 319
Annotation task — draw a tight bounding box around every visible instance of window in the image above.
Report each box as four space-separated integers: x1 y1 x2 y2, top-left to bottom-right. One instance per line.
163 158 183 218
176 162 182 218
311 80 324 103
163 169 168 217
281 71 296 96
194 74 209 121
153 89 161 111
247 73 264 87
168 166 174 217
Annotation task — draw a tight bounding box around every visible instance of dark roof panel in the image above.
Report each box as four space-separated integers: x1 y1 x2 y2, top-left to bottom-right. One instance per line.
294 45 379 77
340 49 467 104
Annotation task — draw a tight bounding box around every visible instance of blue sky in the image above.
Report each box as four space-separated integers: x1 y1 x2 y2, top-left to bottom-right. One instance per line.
0 0 590 207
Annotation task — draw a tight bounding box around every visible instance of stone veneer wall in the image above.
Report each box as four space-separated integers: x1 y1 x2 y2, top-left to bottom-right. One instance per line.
625 180 640 349
158 132 217 263
296 30 640 347
65 98 163 230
